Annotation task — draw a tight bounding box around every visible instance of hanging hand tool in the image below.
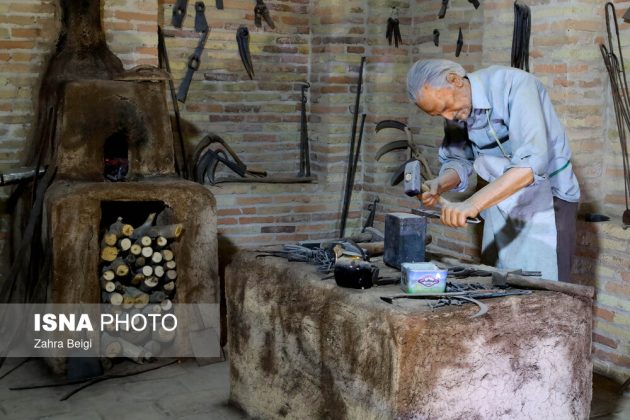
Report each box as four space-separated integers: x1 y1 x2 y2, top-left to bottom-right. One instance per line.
192 133 267 184
468 0 480 9
215 0 224 9
511 1 531 71
438 0 449 19
194 2 209 33
386 7 402 48
254 0 275 29
456 27 464 57
374 119 433 185
236 26 255 80
158 26 189 179
433 29 440 46
601 2 630 226
172 0 188 28
297 82 311 177
177 29 209 103
339 57 366 238
362 196 380 232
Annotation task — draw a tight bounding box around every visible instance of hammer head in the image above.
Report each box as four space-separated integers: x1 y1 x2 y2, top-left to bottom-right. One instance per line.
403 160 422 197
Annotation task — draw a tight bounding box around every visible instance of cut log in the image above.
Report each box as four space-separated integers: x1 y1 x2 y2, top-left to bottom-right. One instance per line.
149 291 167 303
131 212 156 239
101 332 123 358
119 237 132 252
130 244 142 256
101 232 117 247
140 277 159 293
147 224 183 239
165 260 176 270
101 246 118 262
163 281 176 294
102 270 115 282
122 287 150 308
161 249 174 262
142 303 162 315
160 298 173 311
154 265 165 278
141 246 153 258
100 357 114 371
141 265 153 277
102 291 123 306
166 269 177 281
109 258 129 277
114 281 127 294
139 236 152 247
109 217 134 238
100 279 116 293
131 273 144 286
155 236 168 248
144 340 162 356
152 325 176 343
134 256 146 267
125 254 136 265
122 340 153 363
151 251 163 264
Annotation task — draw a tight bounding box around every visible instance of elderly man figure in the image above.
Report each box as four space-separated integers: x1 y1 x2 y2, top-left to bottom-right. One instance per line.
406 59 580 282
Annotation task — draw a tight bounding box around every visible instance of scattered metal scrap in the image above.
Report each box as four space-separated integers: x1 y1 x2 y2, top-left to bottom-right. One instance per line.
380 289 532 318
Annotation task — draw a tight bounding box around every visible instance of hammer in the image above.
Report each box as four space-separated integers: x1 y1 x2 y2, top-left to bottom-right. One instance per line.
403 160 481 224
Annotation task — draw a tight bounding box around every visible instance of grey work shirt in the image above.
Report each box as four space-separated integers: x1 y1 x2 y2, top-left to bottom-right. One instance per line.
438 65 580 203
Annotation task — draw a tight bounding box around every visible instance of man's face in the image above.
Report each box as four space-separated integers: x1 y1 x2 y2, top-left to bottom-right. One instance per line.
415 73 472 122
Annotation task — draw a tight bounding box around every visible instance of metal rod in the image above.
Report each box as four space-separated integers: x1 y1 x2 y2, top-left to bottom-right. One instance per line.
158 26 189 180
339 57 366 238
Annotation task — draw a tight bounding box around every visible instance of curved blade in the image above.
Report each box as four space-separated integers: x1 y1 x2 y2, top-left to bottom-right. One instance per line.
375 120 408 133
454 296 488 318
375 140 409 161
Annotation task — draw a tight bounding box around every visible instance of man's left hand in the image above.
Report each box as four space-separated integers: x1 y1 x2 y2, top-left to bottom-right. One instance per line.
441 200 480 227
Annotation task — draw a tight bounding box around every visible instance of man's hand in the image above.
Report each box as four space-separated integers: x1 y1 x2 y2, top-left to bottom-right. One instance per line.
419 169 462 207
420 178 441 207
441 200 480 227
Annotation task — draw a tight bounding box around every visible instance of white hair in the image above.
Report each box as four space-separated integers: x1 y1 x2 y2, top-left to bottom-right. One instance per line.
406 59 467 102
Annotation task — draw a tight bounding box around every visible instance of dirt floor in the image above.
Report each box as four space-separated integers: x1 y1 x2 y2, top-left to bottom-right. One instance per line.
0 358 627 419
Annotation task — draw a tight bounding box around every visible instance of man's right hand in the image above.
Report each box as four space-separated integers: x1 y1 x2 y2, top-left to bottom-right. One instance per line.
420 178 441 207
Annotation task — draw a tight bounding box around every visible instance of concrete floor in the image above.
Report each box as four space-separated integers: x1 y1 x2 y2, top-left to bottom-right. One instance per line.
0 358 627 419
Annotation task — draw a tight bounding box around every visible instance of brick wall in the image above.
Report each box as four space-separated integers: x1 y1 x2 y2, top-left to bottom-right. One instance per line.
0 0 628 382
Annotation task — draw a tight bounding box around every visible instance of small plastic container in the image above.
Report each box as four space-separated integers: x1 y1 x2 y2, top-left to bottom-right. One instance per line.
400 262 447 294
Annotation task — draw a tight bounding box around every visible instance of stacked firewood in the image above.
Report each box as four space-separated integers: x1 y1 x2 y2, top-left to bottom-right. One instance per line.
99 213 182 362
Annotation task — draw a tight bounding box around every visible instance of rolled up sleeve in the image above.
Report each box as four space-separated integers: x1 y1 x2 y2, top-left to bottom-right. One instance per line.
506 75 549 182
438 141 474 192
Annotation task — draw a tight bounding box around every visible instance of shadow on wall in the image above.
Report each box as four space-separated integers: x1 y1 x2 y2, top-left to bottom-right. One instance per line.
572 218 601 288
217 233 240 347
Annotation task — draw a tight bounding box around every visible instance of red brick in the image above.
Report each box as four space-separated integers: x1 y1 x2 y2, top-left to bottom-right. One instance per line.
239 216 275 224
114 11 156 22
0 40 34 50
594 306 615 322
593 333 618 349
261 226 296 234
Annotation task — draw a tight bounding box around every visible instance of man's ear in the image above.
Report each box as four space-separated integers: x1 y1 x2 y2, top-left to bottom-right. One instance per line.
446 73 464 87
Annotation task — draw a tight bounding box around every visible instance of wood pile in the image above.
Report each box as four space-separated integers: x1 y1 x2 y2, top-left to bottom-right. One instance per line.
99 212 182 363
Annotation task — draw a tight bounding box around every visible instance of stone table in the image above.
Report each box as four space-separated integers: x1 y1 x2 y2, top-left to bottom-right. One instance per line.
226 250 593 419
